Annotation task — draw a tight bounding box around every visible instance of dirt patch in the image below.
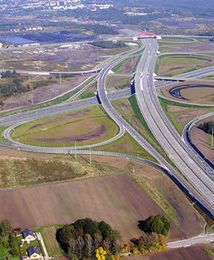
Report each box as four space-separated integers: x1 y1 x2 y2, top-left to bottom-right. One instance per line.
34 125 106 143
29 109 90 130
123 246 211 260
168 66 185 72
177 109 208 122
149 246 211 260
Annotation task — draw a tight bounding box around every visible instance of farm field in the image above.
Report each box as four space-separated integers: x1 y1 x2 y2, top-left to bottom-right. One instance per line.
159 81 214 104
11 106 119 147
126 245 212 260
0 161 205 243
159 97 214 134
155 54 214 76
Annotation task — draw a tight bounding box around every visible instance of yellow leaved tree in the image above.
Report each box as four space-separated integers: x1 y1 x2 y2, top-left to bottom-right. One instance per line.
95 247 107 260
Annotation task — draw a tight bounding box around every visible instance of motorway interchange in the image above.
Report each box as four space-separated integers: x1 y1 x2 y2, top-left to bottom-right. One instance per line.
1 37 214 246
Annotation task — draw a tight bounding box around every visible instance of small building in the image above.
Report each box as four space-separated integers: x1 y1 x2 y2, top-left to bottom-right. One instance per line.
27 246 42 259
22 229 36 243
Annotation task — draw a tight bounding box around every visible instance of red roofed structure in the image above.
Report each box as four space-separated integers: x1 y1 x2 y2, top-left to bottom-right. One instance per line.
137 31 157 39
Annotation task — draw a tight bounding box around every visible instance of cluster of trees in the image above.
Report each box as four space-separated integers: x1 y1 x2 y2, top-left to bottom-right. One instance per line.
199 121 214 135
1 70 19 79
56 218 121 259
0 219 19 256
139 215 170 236
122 215 170 256
91 40 126 49
83 24 118 35
123 232 167 256
0 70 28 97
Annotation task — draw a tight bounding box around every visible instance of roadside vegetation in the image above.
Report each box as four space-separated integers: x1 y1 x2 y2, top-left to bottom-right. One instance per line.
198 121 214 135
159 97 214 134
96 132 156 161
112 96 170 163
155 54 214 76
122 215 170 256
0 155 135 189
129 173 177 221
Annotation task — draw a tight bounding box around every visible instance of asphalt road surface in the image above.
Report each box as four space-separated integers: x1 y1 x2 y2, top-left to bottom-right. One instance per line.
134 38 214 216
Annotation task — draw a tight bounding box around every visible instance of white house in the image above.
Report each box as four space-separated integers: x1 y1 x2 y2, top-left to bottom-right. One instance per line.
22 229 36 243
27 246 42 259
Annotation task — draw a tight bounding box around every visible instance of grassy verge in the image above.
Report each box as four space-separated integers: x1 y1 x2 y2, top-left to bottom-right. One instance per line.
156 54 214 77
112 95 170 163
106 75 131 91
35 225 63 257
95 132 156 162
159 97 214 134
129 173 177 222
203 246 214 259
0 126 7 141
0 153 138 189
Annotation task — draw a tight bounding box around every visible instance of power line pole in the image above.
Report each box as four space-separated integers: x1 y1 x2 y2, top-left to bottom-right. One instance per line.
59 73 62 85
212 125 214 148
89 147 92 165
31 93 34 105
75 140 77 160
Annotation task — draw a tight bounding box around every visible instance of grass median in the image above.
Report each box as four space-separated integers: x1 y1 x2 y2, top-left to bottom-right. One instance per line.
11 105 119 147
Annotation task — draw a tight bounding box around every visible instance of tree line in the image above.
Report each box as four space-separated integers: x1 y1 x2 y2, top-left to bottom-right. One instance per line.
91 41 126 49
0 219 19 256
199 121 214 135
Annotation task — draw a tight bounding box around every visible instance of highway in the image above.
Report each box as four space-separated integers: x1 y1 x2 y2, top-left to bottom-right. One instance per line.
134 38 214 215
3 120 126 150
0 37 214 217
182 112 214 176
0 68 101 76
168 233 214 248
0 87 132 126
95 39 214 217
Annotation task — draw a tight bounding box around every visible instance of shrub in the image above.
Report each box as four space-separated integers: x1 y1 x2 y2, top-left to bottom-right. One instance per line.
139 215 170 236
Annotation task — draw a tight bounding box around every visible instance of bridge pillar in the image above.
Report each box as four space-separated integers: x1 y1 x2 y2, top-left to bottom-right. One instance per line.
96 92 102 104
131 81 136 95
